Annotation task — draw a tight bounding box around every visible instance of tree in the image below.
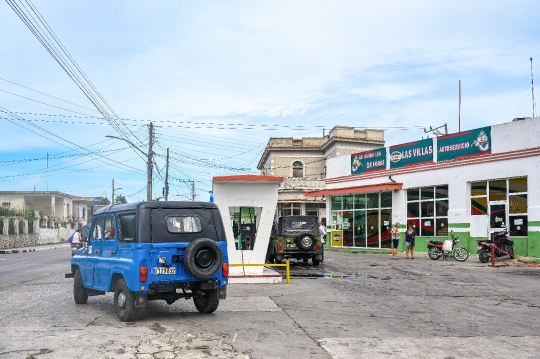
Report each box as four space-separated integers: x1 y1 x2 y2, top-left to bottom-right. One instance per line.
154 196 163 201
115 194 127 204
98 197 110 205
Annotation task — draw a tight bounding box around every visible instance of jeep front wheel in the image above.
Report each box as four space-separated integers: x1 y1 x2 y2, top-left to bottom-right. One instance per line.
73 268 88 304
193 289 220 314
114 279 137 322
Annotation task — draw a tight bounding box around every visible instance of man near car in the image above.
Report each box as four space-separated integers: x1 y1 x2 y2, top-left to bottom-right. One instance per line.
318 222 326 264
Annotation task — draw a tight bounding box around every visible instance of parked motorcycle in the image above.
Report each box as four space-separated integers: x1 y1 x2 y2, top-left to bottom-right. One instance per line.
427 232 469 261
477 229 514 263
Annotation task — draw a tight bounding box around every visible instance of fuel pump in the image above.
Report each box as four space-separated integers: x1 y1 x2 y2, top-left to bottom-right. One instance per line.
239 207 257 250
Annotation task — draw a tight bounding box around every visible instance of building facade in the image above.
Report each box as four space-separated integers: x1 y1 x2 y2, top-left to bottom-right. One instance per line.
0 191 75 220
310 117 540 257
257 126 385 222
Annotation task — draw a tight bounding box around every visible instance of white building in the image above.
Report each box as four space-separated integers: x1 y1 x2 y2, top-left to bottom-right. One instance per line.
0 191 74 220
308 117 540 257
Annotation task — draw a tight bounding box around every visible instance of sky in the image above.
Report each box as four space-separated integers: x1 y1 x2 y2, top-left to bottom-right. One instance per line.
0 0 539 202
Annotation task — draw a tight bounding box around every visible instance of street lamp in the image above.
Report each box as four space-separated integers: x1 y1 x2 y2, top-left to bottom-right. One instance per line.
106 126 153 201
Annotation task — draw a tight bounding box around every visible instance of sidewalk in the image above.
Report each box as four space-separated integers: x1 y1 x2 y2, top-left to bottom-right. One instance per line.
0 242 70 254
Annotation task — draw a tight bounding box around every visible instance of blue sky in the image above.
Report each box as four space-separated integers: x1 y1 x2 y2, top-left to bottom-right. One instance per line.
0 1 539 201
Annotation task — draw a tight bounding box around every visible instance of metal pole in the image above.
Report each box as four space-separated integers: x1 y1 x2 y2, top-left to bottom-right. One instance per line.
46 152 49 191
112 178 114 204
147 122 153 201
531 57 536 118
192 181 195 201
458 80 461 132
165 148 169 201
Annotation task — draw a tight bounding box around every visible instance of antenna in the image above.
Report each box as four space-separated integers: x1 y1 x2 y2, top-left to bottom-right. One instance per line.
424 123 448 137
531 57 536 118
458 80 461 132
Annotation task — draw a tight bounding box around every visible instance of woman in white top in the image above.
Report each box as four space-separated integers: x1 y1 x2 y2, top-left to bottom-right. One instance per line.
391 222 400 259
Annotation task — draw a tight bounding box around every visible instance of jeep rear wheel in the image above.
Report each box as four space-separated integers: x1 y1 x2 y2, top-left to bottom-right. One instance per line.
184 238 223 279
73 268 88 304
114 279 137 322
193 289 219 314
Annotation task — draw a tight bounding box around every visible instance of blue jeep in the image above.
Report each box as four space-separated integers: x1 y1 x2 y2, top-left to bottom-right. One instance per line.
66 201 229 322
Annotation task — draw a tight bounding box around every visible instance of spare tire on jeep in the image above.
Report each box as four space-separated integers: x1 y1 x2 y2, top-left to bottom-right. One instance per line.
297 234 315 251
184 238 223 279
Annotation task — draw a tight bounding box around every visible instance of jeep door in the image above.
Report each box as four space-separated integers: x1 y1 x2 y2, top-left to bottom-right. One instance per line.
81 215 102 288
92 214 119 291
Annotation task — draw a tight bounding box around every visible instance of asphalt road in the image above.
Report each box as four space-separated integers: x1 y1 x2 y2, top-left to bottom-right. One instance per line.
1 247 540 358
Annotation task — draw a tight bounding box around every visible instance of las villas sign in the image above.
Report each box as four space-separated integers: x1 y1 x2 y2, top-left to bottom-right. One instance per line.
389 138 433 169
350 126 492 175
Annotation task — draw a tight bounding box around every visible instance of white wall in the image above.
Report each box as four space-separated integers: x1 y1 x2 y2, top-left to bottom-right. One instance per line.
492 117 540 154
213 181 280 275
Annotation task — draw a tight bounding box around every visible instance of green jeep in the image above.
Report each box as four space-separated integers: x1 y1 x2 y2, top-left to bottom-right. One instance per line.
267 215 322 266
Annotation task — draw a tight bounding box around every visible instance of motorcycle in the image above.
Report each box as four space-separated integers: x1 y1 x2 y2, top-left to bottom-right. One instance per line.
427 232 469 261
477 229 514 263
71 242 82 256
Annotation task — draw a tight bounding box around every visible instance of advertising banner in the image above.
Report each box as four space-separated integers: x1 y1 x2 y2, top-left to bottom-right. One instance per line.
331 230 343 247
437 126 491 162
351 147 386 175
389 138 434 168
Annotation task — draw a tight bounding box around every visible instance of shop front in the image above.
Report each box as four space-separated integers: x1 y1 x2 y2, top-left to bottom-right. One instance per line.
320 118 540 256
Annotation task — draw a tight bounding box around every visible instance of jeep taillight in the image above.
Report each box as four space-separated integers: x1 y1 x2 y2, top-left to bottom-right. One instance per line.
140 266 147 282
278 243 283 252
222 263 229 277
317 242 321 250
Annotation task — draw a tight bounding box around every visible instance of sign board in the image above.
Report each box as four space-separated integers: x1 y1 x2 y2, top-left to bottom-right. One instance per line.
240 207 255 224
331 230 343 247
351 147 387 175
437 126 491 162
389 138 434 168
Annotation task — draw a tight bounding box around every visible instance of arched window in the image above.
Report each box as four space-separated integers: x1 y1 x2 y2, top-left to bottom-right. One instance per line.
292 161 303 178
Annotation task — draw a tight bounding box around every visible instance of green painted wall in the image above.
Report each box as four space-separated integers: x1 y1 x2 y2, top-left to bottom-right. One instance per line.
512 237 529 256
528 231 540 257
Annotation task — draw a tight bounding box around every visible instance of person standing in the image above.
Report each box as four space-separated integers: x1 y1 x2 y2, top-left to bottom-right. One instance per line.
391 222 400 259
405 224 417 259
319 221 326 264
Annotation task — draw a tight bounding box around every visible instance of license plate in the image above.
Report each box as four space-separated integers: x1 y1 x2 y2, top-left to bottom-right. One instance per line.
153 267 176 275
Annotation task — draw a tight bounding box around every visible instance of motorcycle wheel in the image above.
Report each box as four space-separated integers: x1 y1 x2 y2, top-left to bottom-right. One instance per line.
478 248 491 263
453 246 469 262
428 247 441 260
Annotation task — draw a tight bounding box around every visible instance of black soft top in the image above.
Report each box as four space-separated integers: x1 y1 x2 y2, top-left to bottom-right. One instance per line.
94 201 219 215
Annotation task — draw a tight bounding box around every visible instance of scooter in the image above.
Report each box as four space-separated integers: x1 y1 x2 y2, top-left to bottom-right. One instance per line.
477 229 514 263
427 232 469 261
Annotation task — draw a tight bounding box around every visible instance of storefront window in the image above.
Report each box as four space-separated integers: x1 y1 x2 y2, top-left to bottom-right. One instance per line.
343 195 354 210
354 194 366 210
470 177 528 236
407 185 449 237
332 196 342 211
330 191 393 248
367 193 379 208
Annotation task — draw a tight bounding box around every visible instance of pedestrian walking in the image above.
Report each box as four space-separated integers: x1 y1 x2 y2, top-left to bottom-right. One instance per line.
319 221 326 264
391 222 400 259
405 224 416 259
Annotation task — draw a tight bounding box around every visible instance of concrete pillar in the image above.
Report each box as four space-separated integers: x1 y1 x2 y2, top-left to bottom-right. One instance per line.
2 218 8 235
14 219 19 235
33 219 40 234
23 219 28 235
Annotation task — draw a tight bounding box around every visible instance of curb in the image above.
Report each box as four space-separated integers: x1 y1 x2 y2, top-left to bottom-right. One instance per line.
0 244 67 254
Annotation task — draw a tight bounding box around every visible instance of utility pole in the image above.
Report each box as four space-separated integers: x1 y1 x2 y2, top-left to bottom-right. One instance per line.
458 80 461 132
164 148 170 201
46 152 49 191
112 178 115 204
147 122 154 201
191 181 195 202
